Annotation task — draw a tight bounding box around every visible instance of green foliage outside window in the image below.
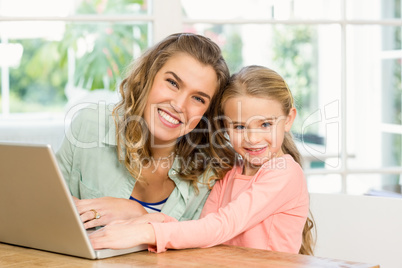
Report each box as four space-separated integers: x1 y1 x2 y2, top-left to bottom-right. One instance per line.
3 0 147 113
58 22 147 91
272 25 318 136
9 39 68 113
386 0 402 186
58 0 148 91
222 32 243 73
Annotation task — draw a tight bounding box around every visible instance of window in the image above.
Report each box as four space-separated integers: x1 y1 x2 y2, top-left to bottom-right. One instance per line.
0 0 150 115
1 0 401 196
179 0 402 196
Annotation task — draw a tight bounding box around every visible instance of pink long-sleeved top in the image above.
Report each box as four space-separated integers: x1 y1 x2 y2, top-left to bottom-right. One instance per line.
150 154 309 254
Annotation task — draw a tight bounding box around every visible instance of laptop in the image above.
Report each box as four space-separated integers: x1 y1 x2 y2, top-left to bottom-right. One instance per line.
0 142 148 259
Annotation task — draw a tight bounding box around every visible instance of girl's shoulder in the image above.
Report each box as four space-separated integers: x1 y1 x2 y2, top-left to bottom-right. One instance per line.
214 165 240 184
259 154 303 176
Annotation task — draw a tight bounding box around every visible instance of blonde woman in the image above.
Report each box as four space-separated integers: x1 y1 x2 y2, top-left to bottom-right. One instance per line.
56 33 230 228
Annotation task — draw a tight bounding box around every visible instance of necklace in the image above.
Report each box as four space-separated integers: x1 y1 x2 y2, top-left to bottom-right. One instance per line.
152 151 176 161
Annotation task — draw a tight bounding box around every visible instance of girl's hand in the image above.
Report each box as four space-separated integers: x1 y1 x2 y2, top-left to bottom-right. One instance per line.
125 212 166 224
73 197 148 229
89 221 156 250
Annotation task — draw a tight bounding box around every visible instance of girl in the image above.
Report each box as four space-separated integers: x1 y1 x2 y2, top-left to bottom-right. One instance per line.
56 33 230 229
89 65 314 255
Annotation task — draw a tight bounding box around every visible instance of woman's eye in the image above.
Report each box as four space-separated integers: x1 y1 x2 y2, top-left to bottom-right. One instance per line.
167 79 178 88
193 96 206 104
262 122 271 128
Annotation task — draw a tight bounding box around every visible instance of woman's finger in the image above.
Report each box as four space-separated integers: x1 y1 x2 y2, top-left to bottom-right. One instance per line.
75 198 101 215
84 218 104 229
80 209 104 225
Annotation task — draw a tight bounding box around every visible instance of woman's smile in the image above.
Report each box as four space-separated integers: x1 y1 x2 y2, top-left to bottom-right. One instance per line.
144 53 217 146
157 108 182 128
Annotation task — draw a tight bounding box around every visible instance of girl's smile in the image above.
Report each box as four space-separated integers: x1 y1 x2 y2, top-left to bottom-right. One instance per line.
244 146 268 155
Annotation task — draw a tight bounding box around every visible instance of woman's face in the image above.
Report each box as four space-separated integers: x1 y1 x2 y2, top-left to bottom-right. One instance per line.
144 53 218 148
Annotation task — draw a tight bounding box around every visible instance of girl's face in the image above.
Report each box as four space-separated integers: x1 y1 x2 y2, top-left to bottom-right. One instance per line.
224 95 296 176
144 53 218 148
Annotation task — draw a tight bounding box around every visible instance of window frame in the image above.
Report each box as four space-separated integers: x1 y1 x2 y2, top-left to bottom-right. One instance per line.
1 0 402 194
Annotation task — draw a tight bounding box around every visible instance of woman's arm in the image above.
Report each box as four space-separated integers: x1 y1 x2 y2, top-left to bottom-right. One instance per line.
55 111 83 195
74 197 148 229
56 106 149 228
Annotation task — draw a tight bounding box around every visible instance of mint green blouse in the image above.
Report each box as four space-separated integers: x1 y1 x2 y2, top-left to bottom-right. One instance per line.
55 103 212 221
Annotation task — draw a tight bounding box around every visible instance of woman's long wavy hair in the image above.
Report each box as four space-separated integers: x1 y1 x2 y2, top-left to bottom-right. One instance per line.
210 65 316 255
112 33 230 188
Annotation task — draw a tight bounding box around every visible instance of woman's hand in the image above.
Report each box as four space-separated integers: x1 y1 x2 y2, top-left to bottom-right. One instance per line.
89 221 156 250
73 196 148 229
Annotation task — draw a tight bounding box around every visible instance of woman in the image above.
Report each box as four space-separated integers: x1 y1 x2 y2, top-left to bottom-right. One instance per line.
56 33 231 229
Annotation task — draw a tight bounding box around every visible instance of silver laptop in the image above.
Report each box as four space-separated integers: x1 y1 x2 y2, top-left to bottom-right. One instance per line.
0 142 147 259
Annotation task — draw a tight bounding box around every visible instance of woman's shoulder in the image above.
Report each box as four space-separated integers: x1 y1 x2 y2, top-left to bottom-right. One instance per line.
169 158 218 192
66 103 116 144
69 102 115 124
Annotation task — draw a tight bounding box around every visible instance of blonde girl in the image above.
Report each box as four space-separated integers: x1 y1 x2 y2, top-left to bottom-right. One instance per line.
89 65 314 255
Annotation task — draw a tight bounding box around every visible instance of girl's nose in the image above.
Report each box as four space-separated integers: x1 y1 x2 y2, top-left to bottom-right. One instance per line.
245 129 262 144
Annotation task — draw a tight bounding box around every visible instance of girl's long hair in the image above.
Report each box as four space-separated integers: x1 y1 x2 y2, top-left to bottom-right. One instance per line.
113 33 230 189
211 65 316 255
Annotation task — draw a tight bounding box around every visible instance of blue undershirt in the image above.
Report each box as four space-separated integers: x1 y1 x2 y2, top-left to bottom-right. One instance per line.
129 196 168 213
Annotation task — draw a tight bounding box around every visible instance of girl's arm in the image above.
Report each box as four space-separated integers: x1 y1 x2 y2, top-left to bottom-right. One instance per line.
90 221 156 250
89 175 225 250
90 158 307 252
151 159 307 252
199 177 223 217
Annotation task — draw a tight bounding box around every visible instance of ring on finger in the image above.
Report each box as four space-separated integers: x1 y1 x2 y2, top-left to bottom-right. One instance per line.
90 209 101 220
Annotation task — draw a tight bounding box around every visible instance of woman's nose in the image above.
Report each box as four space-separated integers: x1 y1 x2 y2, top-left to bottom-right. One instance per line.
170 92 187 113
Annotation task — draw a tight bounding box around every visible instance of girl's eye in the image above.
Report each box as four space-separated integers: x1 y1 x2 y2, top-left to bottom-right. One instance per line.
262 122 271 128
234 125 245 130
167 78 178 88
193 96 206 104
